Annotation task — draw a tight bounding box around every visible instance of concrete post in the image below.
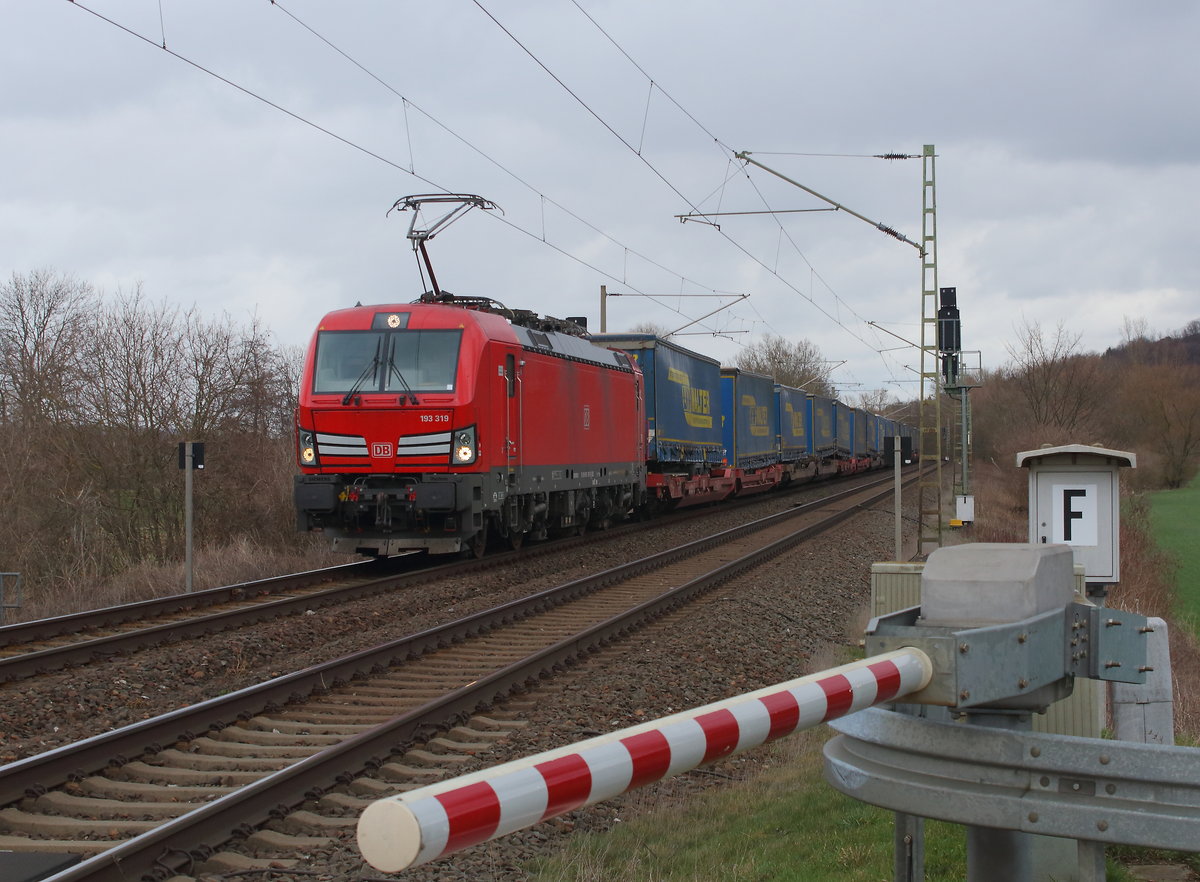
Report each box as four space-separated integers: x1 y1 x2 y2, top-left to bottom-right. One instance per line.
1113 617 1173 744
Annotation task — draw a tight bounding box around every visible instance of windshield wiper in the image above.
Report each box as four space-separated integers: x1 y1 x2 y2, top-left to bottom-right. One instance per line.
387 348 419 406
342 338 382 406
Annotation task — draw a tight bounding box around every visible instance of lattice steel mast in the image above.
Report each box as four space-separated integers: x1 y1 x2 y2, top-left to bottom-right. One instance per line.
917 145 943 555
734 147 944 555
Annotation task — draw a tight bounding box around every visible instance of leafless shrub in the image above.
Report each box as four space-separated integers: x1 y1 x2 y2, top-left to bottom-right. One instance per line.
15 536 344 621
0 270 321 614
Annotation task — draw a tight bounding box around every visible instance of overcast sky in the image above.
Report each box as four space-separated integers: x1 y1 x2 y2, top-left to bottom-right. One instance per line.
4 1 1197 402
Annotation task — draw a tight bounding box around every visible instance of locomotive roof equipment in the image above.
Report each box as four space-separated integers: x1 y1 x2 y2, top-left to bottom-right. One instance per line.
387 193 500 299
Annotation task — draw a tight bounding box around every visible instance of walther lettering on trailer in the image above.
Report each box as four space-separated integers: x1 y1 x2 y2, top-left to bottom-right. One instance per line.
667 367 712 428
815 407 831 440
785 403 806 438
742 394 771 437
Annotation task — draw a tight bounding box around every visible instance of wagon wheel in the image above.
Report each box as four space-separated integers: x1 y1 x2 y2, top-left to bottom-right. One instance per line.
508 530 525 551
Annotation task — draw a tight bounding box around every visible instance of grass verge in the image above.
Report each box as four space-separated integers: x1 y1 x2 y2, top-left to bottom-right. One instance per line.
526 727 969 882
1147 472 1200 633
524 724 1151 882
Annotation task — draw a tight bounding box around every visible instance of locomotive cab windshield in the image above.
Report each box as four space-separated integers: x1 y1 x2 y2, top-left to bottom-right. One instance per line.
313 326 463 396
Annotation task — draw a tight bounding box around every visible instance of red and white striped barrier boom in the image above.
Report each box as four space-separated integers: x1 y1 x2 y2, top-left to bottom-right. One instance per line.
357 648 932 872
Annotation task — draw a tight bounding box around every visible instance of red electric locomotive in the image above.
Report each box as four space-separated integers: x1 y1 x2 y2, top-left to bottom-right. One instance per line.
293 294 646 556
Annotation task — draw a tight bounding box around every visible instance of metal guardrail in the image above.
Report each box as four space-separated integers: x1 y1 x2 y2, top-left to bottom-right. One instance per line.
827 706 1200 852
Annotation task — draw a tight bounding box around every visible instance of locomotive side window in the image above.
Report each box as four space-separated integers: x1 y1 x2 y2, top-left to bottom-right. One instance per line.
505 354 516 397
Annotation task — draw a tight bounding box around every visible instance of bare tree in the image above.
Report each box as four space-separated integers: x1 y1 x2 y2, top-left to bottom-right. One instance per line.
0 270 312 608
850 388 895 414
1120 315 1152 345
627 322 671 336
1115 363 1200 488
1003 319 1102 433
0 270 96 425
735 333 835 396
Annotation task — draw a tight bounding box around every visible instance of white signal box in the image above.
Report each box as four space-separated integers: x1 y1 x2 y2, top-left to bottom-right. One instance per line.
1016 444 1136 586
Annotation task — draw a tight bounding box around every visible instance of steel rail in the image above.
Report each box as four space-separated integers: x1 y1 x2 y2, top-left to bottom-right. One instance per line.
29 474 916 882
0 559 381 648
0 472 910 805
0 468 910 684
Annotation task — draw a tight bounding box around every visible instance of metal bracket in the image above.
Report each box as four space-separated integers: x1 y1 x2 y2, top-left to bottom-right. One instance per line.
866 602 1147 710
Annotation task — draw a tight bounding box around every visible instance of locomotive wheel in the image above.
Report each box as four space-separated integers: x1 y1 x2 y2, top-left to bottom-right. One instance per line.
466 521 489 559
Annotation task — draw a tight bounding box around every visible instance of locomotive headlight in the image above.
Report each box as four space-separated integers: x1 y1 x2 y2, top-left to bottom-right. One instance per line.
299 430 319 466
451 426 477 465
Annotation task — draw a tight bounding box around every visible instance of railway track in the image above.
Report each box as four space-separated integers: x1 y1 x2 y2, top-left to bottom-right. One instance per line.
0 469 905 686
0 473 915 881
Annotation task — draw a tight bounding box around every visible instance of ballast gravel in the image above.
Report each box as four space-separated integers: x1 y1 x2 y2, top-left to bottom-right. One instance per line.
0 481 913 880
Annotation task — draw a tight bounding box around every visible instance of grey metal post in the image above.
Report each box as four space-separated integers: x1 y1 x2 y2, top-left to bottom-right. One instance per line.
960 389 970 496
962 709 1035 881
0 572 21 625
895 812 924 882
894 435 902 560
915 545 1075 881
185 441 194 593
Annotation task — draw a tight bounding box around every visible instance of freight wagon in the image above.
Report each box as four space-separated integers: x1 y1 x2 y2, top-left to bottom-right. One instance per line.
774 383 817 480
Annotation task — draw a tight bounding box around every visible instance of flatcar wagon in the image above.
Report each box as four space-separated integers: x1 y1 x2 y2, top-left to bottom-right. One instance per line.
774 382 817 480
719 367 783 493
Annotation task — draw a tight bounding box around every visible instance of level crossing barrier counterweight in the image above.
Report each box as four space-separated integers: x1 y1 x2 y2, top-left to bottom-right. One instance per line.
357 649 932 872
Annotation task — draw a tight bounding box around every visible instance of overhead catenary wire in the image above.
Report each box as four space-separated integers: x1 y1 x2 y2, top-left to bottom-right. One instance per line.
728 159 921 382
267 0 748 324
63 0 739 329
66 2 430 183
559 1 925 382
65 0 912 394
551 2 917 388
475 0 910 378
567 0 734 157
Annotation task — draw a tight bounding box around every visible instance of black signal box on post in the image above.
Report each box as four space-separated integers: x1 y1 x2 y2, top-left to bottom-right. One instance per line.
937 286 961 354
178 442 205 470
